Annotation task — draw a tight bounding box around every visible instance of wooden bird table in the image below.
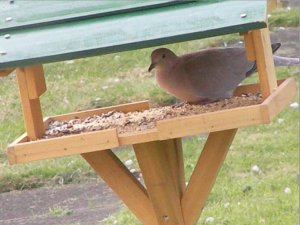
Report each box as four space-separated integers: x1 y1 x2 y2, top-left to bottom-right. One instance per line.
0 1 296 224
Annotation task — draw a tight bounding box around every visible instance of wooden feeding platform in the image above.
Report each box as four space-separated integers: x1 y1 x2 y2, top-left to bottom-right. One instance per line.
0 1 297 225
7 78 296 164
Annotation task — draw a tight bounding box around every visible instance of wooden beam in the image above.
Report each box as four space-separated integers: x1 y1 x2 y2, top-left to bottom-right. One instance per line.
16 65 45 140
0 68 14 77
261 77 297 122
252 28 278 99
157 105 262 140
52 100 150 121
23 65 47 99
182 129 237 225
243 31 256 61
7 129 119 164
165 138 186 198
134 140 185 225
82 150 158 225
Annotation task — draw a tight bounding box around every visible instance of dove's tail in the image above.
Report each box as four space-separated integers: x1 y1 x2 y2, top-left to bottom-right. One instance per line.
274 55 300 66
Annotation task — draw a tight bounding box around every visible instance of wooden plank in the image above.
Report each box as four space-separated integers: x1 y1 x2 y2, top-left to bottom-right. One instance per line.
16 66 44 140
119 129 158 146
0 0 184 32
234 79 285 96
7 133 29 164
0 68 14 77
157 105 263 140
243 31 256 61
7 129 119 164
261 77 297 122
82 150 158 225
24 65 47 99
52 100 149 121
182 129 237 225
133 140 184 225
267 0 278 13
252 28 278 99
0 1 267 69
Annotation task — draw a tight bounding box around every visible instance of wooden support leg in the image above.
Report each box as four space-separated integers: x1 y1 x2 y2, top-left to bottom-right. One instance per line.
16 65 46 140
133 139 185 225
82 150 158 225
243 29 278 99
181 129 237 225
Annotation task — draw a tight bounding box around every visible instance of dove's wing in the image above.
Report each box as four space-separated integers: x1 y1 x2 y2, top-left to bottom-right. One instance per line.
180 47 254 99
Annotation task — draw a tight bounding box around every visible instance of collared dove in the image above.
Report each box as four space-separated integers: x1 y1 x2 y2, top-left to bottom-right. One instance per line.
148 43 299 104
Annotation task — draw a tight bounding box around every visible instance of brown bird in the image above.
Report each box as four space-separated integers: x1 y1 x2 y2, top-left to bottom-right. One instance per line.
148 44 299 104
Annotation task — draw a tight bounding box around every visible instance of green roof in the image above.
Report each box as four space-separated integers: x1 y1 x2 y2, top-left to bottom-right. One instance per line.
0 0 267 69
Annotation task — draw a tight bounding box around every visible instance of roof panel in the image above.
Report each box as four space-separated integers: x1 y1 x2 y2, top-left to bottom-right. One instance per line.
0 0 189 32
0 0 267 69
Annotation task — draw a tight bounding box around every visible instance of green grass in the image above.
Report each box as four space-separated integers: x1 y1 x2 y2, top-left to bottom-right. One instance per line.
269 8 299 27
0 8 299 225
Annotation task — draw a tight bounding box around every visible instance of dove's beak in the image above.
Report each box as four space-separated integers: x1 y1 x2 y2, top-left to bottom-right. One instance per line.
148 62 156 72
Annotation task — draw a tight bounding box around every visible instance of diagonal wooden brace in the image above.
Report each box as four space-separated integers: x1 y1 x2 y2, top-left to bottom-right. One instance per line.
82 150 158 225
181 129 237 225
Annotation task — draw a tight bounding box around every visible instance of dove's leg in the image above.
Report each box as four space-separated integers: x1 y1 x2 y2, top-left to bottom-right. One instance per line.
189 97 220 105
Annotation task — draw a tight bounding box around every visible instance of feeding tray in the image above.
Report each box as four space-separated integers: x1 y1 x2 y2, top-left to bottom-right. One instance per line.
7 78 296 164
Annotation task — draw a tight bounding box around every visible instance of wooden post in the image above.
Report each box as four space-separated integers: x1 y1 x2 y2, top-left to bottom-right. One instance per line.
181 129 237 225
82 150 158 225
133 139 185 225
267 0 278 13
16 65 46 140
243 28 278 99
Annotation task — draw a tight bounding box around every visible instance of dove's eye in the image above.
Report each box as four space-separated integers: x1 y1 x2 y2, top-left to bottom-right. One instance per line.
162 54 166 59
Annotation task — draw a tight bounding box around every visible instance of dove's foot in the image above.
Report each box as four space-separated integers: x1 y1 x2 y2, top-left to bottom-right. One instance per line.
190 98 220 105
171 101 187 108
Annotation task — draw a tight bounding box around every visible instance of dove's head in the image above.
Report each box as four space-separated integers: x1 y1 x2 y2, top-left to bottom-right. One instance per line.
148 48 178 72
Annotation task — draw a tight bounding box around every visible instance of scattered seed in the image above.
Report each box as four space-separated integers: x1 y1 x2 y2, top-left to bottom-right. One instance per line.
43 94 262 139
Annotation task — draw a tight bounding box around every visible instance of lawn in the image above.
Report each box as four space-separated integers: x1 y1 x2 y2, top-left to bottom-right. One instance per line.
0 6 299 225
